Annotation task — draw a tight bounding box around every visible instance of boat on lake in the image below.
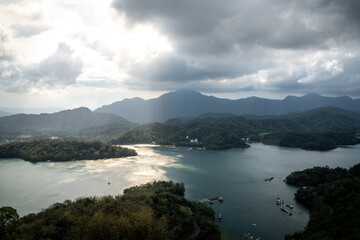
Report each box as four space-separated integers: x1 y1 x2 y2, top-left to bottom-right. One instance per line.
198 198 213 205
218 213 222 221
280 207 292 216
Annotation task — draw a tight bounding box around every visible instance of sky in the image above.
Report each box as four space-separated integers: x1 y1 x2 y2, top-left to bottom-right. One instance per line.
1 0 360 111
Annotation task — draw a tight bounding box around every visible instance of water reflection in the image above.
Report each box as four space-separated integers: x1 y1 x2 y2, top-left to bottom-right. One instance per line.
0 144 181 216
1 143 359 239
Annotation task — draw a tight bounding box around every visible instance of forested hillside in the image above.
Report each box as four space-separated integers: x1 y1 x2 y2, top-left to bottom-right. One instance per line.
111 107 360 151
285 164 360 240
0 181 221 240
0 107 137 144
111 121 250 150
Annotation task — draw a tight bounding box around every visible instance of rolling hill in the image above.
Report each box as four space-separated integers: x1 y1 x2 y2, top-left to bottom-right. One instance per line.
0 107 137 141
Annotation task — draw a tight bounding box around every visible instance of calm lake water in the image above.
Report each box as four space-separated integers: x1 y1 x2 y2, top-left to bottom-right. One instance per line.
1 143 359 239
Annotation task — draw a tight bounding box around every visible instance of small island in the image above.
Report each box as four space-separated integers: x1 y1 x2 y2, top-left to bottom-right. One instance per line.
285 163 360 240
0 139 137 162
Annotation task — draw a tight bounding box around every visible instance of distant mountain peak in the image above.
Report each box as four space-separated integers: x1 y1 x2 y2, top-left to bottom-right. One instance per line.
175 89 200 94
57 107 91 114
303 93 322 98
163 89 203 97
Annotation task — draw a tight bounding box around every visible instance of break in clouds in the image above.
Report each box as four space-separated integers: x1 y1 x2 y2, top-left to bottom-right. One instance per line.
1 0 360 97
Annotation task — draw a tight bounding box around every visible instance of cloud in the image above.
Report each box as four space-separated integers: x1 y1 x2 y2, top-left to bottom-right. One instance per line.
0 43 83 92
110 0 360 97
128 54 230 84
112 0 360 53
0 0 23 5
0 27 14 62
11 23 50 37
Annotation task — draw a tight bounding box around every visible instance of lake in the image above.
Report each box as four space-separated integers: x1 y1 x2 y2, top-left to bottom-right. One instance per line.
1 143 359 239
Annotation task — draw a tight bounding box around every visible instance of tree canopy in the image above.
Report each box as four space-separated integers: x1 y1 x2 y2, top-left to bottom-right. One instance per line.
285 163 360 240
0 181 221 240
0 139 136 162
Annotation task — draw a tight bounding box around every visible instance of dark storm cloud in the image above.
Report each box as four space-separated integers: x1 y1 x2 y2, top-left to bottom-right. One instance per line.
0 43 83 92
129 54 233 83
113 0 360 52
112 0 360 96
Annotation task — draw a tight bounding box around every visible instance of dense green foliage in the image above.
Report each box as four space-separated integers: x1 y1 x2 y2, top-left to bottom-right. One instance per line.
285 163 360 240
111 122 181 145
279 132 359 150
111 121 250 150
1 181 221 240
0 139 136 162
63 122 138 142
285 166 350 187
111 107 360 150
0 207 19 239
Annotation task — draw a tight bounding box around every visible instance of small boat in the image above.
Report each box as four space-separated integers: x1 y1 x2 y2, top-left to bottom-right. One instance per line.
217 196 224 202
218 213 222 221
252 223 259 227
276 198 284 205
280 207 292 216
286 204 294 209
198 198 213 205
265 177 274 181
243 233 254 240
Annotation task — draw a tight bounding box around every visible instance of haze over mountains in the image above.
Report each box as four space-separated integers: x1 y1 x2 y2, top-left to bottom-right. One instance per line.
1 90 360 142
0 107 137 136
95 90 360 124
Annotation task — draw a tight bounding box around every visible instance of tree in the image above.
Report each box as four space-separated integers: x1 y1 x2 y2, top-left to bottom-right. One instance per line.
0 206 19 239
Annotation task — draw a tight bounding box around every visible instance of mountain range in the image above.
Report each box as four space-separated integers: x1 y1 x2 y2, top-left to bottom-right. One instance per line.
0 107 137 137
95 90 360 124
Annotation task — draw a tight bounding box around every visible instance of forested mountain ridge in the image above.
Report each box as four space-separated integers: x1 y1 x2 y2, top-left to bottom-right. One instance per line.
95 90 360 124
0 110 11 117
0 107 138 144
111 107 360 150
0 107 137 133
